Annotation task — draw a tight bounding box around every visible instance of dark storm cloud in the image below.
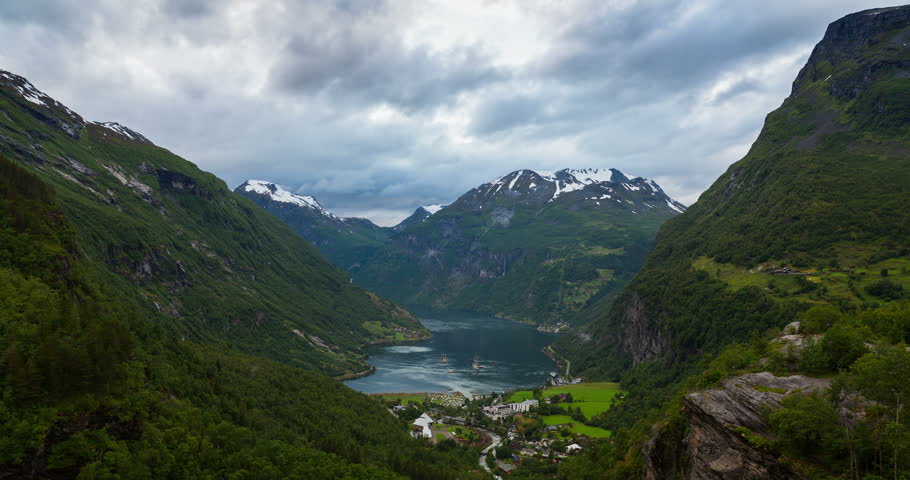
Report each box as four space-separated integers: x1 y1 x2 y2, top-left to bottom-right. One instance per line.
160 0 213 18
268 16 505 111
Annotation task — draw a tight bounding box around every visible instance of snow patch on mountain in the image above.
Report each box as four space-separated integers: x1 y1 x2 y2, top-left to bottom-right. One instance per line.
666 199 686 214
0 71 49 106
94 122 152 144
242 180 337 218
422 204 446 215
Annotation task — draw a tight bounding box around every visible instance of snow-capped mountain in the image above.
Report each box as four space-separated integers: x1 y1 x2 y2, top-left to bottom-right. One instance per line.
354 167 687 328
234 180 389 271
394 203 448 230
239 180 337 218
456 167 686 215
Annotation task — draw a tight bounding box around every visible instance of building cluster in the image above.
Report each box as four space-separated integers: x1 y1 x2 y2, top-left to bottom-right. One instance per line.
482 399 539 420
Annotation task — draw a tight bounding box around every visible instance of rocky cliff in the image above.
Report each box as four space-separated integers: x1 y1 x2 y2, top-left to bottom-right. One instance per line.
643 373 831 480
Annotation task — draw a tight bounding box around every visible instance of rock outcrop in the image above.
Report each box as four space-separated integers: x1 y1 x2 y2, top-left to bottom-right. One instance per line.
643 372 832 480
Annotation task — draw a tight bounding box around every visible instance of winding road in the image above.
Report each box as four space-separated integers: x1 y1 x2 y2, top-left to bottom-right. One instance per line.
478 429 503 480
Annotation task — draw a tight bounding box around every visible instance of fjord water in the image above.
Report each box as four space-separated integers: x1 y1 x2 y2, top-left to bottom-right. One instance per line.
345 311 558 396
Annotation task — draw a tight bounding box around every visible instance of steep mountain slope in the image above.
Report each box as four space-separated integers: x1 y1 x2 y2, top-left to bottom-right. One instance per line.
552 6 910 479
556 3 910 380
235 180 391 271
0 154 486 479
0 69 427 379
395 204 447 231
355 168 685 328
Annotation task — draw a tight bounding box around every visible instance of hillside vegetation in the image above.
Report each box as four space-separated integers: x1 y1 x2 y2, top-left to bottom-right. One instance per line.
0 74 484 478
551 6 910 479
355 169 683 328
0 70 427 378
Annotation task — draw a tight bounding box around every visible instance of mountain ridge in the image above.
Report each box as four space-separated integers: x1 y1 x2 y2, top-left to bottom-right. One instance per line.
0 68 428 378
551 6 910 478
352 166 685 328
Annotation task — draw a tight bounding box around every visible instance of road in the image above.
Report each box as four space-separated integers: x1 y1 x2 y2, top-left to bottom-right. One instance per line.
478 429 502 480
545 345 571 378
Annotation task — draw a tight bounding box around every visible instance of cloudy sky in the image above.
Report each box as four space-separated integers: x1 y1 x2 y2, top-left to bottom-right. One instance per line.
0 0 890 225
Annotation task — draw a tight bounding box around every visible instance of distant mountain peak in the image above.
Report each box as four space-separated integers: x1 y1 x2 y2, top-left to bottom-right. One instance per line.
480 167 672 203
238 180 336 219
394 203 448 230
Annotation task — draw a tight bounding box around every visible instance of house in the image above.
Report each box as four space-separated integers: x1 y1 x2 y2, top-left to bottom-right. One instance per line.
509 399 539 412
442 416 466 426
482 404 513 420
411 413 435 439
566 443 583 453
497 461 517 474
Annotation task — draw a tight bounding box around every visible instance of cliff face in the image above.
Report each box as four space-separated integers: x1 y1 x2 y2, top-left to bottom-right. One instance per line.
643 373 831 480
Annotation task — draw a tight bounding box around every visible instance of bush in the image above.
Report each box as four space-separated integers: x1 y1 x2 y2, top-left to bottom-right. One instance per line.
820 321 868 371
800 304 842 334
768 393 844 458
866 279 905 301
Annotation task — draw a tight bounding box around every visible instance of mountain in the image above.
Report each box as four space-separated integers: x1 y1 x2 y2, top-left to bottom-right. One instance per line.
354 167 686 328
0 70 483 479
234 180 391 271
0 69 428 379
552 6 910 479
395 204 447 230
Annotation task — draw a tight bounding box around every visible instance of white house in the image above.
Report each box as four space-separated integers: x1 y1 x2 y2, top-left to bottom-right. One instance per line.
566 443 583 453
509 399 539 412
411 413 434 439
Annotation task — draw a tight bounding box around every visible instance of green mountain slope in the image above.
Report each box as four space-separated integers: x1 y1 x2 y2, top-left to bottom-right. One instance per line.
556 3 910 380
0 154 486 479
234 180 392 271
550 6 910 479
354 169 685 328
0 70 428 378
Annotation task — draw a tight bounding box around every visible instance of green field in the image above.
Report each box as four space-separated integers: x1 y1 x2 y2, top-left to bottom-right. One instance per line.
541 416 612 438
508 390 535 402
692 255 910 303
542 382 623 402
508 383 624 418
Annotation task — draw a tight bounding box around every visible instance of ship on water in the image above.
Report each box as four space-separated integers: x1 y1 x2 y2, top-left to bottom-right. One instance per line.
440 352 448 365
472 356 480 370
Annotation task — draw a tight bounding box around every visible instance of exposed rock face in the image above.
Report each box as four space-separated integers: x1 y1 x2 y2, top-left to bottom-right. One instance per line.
795 6 910 99
618 291 667 365
643 373 832 480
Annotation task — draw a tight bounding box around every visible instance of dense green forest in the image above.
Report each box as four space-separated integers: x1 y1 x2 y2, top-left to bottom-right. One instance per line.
550 6 910 478
0 153 487 478
0 69 428 379
0 67 489 478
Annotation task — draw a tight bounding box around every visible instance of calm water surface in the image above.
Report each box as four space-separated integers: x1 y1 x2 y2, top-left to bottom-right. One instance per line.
344 311 558 396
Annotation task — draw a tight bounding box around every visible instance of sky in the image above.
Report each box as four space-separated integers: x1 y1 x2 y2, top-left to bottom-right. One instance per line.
0 0 892 225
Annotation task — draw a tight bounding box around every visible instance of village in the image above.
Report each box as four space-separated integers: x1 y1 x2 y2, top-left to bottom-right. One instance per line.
377 376 622 476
